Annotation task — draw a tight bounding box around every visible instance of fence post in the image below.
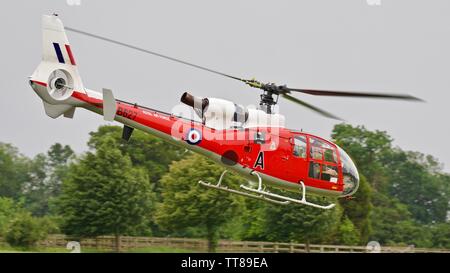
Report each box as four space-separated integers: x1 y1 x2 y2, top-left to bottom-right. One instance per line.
259 242 263 253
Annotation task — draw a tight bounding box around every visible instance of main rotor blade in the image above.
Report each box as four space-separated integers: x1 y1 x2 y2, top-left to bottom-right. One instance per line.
286 88 423 101
65 27 424 109
65 27 244 82
281 93 343 121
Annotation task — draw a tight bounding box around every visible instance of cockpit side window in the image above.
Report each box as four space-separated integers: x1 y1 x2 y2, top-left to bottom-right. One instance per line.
310 137 337 163
322 165 338 183
308 137 339 183
292 135 307 158
311 146 323 160
324 149 337 163
308 162 321 179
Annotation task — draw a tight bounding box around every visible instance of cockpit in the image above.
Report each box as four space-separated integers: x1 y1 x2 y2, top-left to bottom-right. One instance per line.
290 133 359 197
336 145 360 197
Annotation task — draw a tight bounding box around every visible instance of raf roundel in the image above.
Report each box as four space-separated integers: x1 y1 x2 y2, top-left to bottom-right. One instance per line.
186 128 202 145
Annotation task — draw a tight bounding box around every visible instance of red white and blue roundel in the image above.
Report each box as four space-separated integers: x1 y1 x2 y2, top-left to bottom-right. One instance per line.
186 128 202 145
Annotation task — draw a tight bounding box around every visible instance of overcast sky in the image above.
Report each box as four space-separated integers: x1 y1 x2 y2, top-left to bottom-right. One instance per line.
1 0 449 172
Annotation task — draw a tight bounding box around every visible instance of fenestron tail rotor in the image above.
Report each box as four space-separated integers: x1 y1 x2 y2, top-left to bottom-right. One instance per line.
65 26 423 120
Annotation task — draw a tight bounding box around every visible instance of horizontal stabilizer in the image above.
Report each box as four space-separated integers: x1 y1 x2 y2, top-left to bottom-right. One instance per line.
64 107 76 119
102 88 116 121
43 101 73 119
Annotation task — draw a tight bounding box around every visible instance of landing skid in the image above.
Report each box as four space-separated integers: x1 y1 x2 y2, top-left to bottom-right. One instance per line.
198 170 336 209
199 170 289 205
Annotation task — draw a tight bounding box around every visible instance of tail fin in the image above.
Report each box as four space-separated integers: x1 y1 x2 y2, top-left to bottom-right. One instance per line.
33 15 84 92
31 15 86 118
42 15 74 65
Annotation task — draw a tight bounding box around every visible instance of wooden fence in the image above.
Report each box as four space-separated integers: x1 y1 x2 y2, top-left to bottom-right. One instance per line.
2 235 450 253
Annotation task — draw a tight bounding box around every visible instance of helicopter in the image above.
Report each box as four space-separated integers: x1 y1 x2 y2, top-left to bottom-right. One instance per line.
29 15 422 209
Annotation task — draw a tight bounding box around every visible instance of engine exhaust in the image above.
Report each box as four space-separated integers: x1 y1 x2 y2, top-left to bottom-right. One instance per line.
180 92 209 111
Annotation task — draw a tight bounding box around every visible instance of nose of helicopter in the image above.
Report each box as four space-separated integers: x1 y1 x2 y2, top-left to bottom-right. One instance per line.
336 146 360 197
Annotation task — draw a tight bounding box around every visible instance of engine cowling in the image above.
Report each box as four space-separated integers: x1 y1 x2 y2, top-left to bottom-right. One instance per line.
180 92 285 129
181 92 247 129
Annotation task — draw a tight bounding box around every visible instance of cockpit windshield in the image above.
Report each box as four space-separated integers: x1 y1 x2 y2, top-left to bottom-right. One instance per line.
337 145 359 196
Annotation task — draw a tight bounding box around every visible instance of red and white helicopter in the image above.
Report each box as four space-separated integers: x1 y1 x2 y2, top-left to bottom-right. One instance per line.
29 15 421 209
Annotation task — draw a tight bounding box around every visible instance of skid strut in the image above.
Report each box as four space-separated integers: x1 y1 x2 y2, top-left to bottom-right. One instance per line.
199 170 336 209
199 170 289 205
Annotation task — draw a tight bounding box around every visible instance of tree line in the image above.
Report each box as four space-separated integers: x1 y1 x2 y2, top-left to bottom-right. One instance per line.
0 124 449 252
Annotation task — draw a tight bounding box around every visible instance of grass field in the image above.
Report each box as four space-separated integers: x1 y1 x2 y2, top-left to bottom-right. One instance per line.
0 245 195 253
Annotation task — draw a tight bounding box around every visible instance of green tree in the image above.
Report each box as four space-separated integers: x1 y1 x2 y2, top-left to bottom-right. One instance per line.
88 126 185 236
88 125 184 184
332 124 392 192
261 194 342 251
382 150 448 224
336 216 360 245
22 153 49 216
431 223 450 249
0 197 24 236
331 123 450 247
0 143 29 199
45 143 74 200
156 154 244 252
58 137 154 251
5 213 55 249
338 175 372 243
22 144 74 216
47 143 74 169
369 192 433 247
239 199 268 241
